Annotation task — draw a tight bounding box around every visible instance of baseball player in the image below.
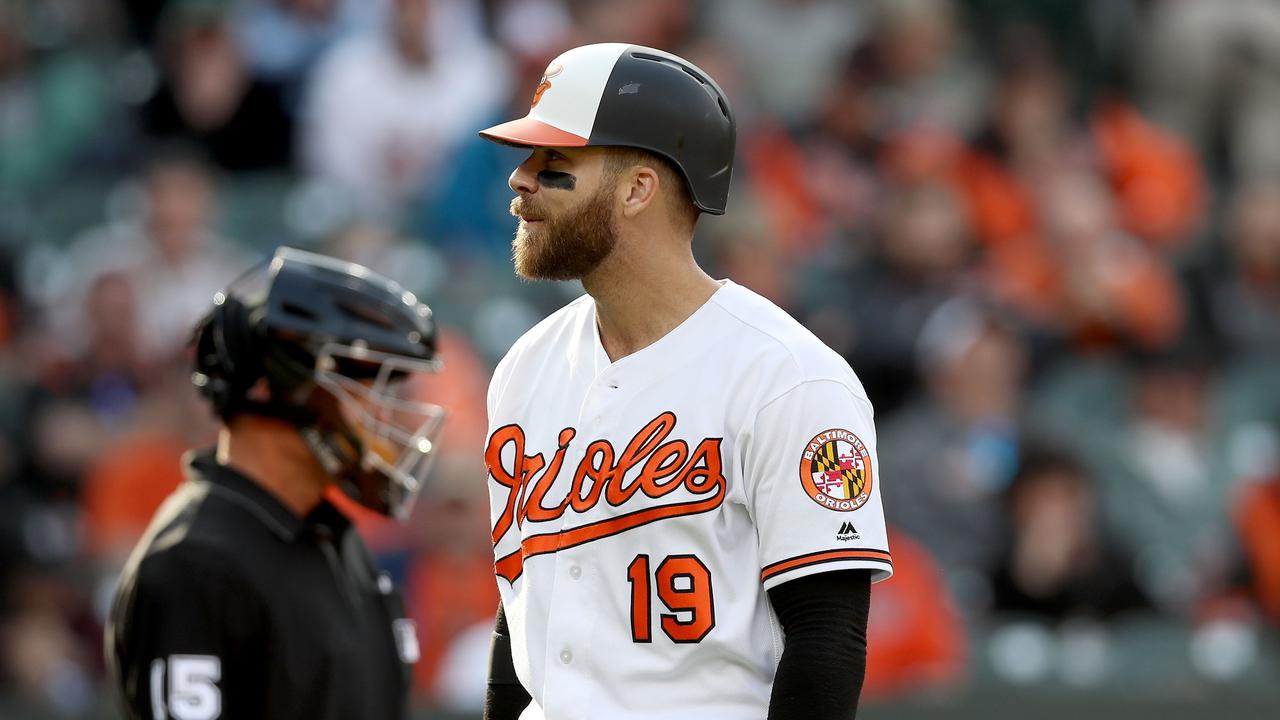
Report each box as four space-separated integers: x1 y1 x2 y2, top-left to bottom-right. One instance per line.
106 248 446 719
478 44 892 719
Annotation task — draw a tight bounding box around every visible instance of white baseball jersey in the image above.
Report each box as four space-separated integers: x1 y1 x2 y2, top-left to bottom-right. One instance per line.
484 281 892 719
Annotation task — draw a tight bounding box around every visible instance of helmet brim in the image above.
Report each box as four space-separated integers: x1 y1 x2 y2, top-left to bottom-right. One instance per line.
479 116 589 148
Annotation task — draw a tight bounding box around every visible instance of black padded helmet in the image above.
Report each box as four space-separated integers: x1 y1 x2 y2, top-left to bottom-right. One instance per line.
480 43 736 215
192 247 445 518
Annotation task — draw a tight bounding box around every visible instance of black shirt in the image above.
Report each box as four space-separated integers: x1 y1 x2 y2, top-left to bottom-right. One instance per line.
142 79 295 172
107 451 414 719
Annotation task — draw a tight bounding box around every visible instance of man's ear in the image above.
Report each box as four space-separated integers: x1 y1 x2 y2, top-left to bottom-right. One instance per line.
619 165 661 219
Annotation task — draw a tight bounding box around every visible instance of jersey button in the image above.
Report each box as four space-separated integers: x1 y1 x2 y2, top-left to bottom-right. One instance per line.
559 649 573 664
569 565 582 579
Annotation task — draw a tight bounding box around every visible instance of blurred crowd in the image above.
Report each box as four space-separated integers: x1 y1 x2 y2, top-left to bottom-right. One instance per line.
1 0 1279 715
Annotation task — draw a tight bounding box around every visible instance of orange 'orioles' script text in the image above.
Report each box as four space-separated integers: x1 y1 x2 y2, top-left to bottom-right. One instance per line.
486 412 725 582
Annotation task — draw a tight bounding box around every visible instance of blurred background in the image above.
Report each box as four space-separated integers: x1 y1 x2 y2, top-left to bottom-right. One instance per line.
0 0 1278 717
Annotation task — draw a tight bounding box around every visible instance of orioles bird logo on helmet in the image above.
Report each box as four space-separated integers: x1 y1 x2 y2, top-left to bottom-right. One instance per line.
530 63 563 108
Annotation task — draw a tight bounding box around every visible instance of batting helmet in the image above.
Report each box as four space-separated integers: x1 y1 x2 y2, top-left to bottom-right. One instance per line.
479 43 736 215
191 247 446 518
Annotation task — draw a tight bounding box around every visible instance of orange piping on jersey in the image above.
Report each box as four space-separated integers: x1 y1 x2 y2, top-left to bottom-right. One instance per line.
493 486 726 583
487 413 727 583
760 548 893 583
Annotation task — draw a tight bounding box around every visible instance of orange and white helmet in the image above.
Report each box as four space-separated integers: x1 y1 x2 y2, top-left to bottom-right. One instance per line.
480 43 736 215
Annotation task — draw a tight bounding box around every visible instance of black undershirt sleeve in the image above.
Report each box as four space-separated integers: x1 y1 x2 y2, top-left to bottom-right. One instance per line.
766 569 872 720
484 602 531 720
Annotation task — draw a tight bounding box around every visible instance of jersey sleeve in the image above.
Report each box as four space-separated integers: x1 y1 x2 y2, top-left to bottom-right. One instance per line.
109 545 266 720
743 379 892 591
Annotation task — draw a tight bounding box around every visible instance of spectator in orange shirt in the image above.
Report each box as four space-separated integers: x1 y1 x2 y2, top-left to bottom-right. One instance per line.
1233 472 1280 625
863 528 966 700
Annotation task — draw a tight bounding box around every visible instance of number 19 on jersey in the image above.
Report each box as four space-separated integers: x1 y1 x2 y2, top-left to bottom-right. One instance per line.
626 554 716 643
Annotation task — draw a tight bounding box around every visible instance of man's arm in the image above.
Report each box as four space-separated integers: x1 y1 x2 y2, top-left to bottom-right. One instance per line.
484 602 531 720
108 545 264 720
766 569 872 720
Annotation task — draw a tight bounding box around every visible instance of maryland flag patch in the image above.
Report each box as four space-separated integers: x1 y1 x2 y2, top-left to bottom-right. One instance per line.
798 428 872 512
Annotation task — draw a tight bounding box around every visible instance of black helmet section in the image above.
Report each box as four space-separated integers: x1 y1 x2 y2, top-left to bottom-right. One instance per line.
261 250 438 362
590 49 735 215
193 248 437 420
192 289 269 424
191 247 444 518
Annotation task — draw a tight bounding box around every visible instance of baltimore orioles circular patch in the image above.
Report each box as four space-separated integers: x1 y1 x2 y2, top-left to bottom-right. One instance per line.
799 428 872 512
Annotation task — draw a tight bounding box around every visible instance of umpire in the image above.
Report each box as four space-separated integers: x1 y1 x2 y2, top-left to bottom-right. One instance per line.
106 248 447 719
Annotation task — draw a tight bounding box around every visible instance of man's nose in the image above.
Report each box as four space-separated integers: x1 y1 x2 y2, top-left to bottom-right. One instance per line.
509 157 540 195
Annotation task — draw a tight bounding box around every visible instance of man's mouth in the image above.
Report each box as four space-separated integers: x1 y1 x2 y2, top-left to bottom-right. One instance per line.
511 197 544 223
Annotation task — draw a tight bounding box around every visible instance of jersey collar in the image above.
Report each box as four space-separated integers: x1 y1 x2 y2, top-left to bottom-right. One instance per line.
184 450 352 543
587 279 734 378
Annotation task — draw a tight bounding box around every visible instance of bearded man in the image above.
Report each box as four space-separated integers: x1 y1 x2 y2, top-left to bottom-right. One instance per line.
477 44 893 720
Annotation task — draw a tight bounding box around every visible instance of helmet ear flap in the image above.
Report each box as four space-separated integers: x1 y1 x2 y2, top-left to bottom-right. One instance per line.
216 297 264 381
192 297 265 420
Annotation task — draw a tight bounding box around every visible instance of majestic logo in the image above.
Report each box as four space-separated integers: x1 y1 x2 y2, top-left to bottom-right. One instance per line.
836 521 860 541
486 412 725 582
530 63 563 108
799 428 872 512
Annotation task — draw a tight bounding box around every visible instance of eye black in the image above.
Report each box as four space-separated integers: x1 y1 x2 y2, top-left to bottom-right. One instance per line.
537 170 577 191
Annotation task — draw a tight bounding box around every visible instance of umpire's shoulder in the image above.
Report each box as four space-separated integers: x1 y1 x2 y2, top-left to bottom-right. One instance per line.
128 535 248 604
121 481 253 596
109 490 266 669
